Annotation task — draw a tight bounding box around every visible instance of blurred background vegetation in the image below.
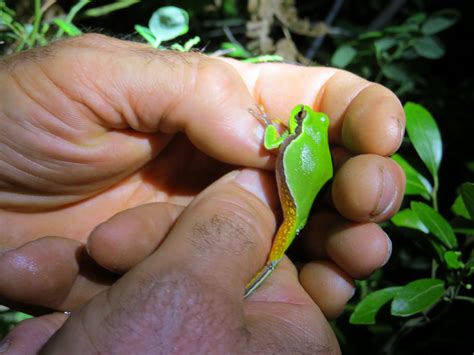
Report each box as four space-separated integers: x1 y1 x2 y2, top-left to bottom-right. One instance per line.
1 1 472 353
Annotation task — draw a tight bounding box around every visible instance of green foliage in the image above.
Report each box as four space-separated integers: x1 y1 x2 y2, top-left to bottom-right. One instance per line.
134 6 200 51
331 9 459 97
410 201 457 249
331 44 357 68
392 154 432 200
404 103 442 180
0 0 145 53
460 183 474 219
390 278 445 317
218 42 283 63
0 0 89 52
0 1 471 352
350 102 474 349
0 307 32 336
83 0 140 17
350 287 402 324
444 251 465 270
391 208 428 234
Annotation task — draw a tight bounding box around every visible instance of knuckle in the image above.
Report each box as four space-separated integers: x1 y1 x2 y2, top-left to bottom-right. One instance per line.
193 57 244 105
187 195 265 257
59 33 113 49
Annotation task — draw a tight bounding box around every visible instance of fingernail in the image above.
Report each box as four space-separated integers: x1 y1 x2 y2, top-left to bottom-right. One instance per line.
372 167 397 217
235 169 270 206
0 338 10 353
389 115 404 153
349 285 356 299
382 233 392 266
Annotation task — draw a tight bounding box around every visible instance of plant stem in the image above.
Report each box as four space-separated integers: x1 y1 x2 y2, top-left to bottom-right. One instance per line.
432 175 439 211
305 0 345 59
55 0 90 38
431 259 438 278
30 0 42 47
369 0 408 30
454 295 474 303
359 280 369 298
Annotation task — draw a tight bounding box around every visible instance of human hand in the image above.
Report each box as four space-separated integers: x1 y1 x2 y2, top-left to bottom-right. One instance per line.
3 168 369 354
0 34 404 317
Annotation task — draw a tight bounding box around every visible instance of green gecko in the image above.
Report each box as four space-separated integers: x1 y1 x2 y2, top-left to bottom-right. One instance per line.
244 104 333 298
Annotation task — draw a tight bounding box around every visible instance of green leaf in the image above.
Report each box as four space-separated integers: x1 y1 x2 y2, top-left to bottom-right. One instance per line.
393 208 445 260
134 25 157 46
170 43 185 51
65 0 90 23
350 287 402 325
149 6 189 42
221 42 251 58
461 183 474 220
404 102 442 181
467 161 474 173
392 154 432 199
331 45 357 69
242 55 283 63
401 48 419 60
385 24 418 34
443 251 464 269
358 31 382 40
411 202 457 248
451 217 474 235
405 13 427 25
391 278 445 316
466 250 474 272
391 208 428 233
0 10 14 26
223 0 238 16
183 36 200 51
84 0 140 17
422 9 460 35
413 36 445 59
52 19 82 36
14 311 32 322
452 195 470 219
381 63 409 83
374 37 397 52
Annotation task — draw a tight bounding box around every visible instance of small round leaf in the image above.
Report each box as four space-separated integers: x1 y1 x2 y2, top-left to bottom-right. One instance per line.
149 6 189 42
331 45 357 68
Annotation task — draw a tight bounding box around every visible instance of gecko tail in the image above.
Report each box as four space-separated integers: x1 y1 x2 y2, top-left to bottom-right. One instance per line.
244 260 281 299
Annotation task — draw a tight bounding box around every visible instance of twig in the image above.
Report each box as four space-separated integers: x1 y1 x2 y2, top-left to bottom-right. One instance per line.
223 25 240 46
306 0 344 60
369 0 408 30
41 0 57 13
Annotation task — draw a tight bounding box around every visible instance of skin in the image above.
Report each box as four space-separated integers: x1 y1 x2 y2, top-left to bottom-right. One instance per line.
8 171 345 354
245 105 333 297
0 34 406 352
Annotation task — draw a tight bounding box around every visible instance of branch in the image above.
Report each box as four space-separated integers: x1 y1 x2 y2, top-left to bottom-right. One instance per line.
305 0 344 60
369 0 408 30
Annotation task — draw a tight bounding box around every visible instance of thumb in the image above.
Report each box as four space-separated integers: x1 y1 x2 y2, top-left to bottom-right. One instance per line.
125 168 280 300
5 34 269 168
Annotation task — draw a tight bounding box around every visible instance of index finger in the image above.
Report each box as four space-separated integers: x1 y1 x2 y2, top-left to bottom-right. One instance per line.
223 60 405 156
